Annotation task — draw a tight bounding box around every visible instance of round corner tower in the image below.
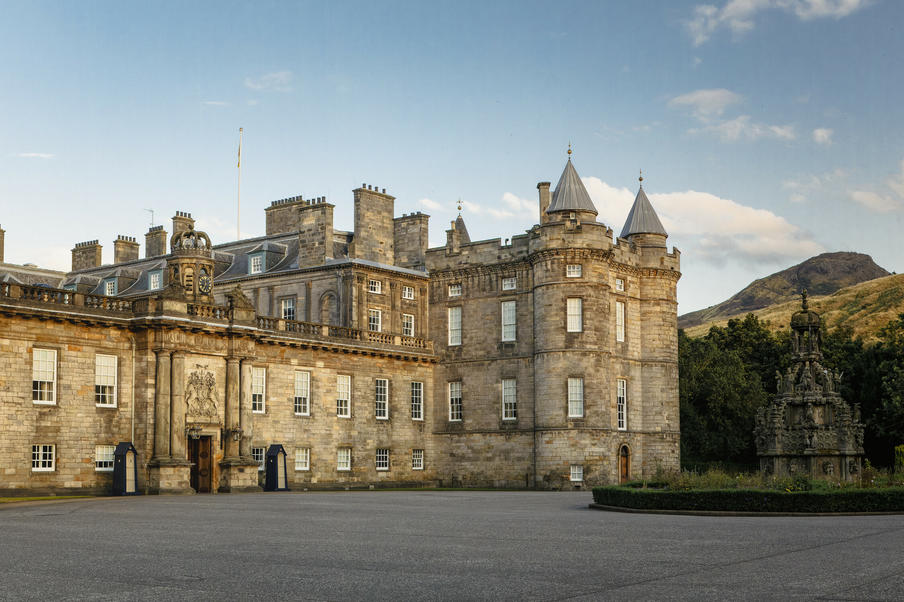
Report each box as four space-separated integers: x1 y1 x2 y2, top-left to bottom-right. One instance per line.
530 161 680 489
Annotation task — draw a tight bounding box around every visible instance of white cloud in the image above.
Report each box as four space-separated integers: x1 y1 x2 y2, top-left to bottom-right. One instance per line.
418 198 444 211
782 168 847 202
693 56 703 68
244 71 293 92
812 127 834 144
849 191 901 213
582 176 824 267
668 88 742 121
689 114 796 141
202 100 229 106
686 0 871 45
247 99 259 106
849 158 904 213
16 152 54 159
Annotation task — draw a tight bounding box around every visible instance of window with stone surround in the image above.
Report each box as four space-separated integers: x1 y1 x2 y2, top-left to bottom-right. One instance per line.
95 354 117 407
336 374 351 417
448 306 462 346
402 313 415 337
368 279 382 294
252 447 265 471
566 298 583 332
295 448 310 471
502 378 517 420
280 297 296 321
501 301 516 341
148 270 163 291
449 381 462 421
95 444 115 471
368 309 382 332
412 449 424 470
402 285 415 300
32 444 55 472
617 378 627 431
448 283 462 297
616 301 625 343
502 277 516 290
337 447 351 471
615 277 625 292
566 264 582 278
411 382 423 420
32 348 56 404
294 371 310 415
570 465 583 482
375 448 390 471
251 367 266 413
568 377 584 418
375 378 389 419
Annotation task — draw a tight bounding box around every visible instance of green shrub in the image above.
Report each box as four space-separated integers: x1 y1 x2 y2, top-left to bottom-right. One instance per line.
591 486 904 513
895 445 904 473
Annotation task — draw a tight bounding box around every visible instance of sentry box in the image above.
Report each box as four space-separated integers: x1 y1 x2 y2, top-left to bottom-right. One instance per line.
112 442 140 496
264 444 289 491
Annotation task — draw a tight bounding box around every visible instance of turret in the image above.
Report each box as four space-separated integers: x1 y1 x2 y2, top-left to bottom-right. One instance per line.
620 173 667 249
544 149 598 225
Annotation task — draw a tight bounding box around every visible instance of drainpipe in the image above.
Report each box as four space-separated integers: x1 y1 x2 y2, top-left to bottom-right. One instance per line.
129 334 136 443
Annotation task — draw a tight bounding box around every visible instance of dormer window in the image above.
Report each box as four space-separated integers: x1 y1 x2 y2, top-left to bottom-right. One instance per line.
103 278 117 296
148 270 163 291
368 279 382 294
248 253 264 275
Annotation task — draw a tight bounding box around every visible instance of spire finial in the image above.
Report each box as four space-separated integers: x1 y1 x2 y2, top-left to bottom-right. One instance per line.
457 198 462 217
639 168 643 187
801 289 809 311
567 141 572 160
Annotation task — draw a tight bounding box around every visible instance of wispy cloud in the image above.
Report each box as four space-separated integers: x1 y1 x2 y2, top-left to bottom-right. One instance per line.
849 158 904 213
419 198 444 211
583 176 823 267
812 127 833 144
782 168 847 202
244 70 293 92
202 100 229 106
686 0 872 46
668 88 742 121
16 152 54 159
689 115 796 141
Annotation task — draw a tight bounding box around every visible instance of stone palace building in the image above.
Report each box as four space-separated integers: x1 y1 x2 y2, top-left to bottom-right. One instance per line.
0 154 681 495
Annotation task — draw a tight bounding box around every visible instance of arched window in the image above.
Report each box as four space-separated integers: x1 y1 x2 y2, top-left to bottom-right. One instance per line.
618 445 630 484
319 292 337 325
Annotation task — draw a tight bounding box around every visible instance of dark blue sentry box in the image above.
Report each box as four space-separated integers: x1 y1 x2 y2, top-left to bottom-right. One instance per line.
112 442 140 496
264 444 289 491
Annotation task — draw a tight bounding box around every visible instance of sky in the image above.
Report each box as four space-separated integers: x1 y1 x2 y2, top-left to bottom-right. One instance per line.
1 0 902 313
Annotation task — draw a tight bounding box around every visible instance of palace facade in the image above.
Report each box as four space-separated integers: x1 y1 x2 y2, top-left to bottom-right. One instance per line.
0 156 681 495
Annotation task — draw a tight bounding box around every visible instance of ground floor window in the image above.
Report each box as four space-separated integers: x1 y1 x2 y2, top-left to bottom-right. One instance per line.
570 465 583 482
337 447 351 471
295 448 310 471
252 447 265 471
376 448 390 471
95 445 115 471
32 444 55 471
412 449 424 470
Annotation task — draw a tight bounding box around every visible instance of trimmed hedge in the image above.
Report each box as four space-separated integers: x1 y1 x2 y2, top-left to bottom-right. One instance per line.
592 486 904 513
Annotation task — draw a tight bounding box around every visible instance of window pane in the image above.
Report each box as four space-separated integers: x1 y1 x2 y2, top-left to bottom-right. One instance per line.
295 448 310 471
449 381 462 421
501 301 516 341
294 371 310 415
96 445 115 471
568 377 584 417
448 307 462 346
616 301 625 342
375 378 388 419
368 309 382 332
376 448 389 470
617 379 627 430
567 298 583 332
411 382 423 420
95 354 117 406
252 367 266 412
402 314 414 337
337 375 351 417
32 349 56 403
412 449 424 470
502 379 517 420
337 447 351 470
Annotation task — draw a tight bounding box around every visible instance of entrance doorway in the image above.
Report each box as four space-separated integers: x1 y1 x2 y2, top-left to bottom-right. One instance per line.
189 436 212 493
619 445 630 484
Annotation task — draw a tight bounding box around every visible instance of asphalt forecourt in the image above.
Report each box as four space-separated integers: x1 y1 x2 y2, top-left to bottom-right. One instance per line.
2 491 904 600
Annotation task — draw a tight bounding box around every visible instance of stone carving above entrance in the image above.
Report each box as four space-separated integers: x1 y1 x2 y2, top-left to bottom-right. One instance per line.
186 364 219 419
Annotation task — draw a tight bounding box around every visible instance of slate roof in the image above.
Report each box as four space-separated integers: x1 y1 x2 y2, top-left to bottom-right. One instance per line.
454 215 471 244
546 159 598 215
620 186 667 238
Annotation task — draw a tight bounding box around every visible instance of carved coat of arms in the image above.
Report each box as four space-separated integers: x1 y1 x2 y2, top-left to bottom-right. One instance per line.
186 365 219 418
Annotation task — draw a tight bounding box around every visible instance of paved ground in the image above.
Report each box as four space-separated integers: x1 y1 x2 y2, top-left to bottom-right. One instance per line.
1 491 903 601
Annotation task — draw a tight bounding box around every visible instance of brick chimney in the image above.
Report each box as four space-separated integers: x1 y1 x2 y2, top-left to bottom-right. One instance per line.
72 240 103 271
113 235 140 264
145 225 168 258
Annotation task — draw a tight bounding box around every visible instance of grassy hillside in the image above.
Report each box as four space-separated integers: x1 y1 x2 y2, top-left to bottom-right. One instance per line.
679 252 889 330
683 273 904 341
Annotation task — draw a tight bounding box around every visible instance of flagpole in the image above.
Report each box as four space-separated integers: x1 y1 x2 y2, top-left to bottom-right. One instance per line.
237 127 243 241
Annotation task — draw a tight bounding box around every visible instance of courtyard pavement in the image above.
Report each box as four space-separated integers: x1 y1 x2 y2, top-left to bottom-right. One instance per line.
1 490 903 600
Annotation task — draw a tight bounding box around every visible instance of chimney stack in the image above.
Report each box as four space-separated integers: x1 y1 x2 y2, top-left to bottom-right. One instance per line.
0 224 5 264
71 240 103 271
113 235 140 264
537 182 551 224
172 211 194 237
145 225 168 258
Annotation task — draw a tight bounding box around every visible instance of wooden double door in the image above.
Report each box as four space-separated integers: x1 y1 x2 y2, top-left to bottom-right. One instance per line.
189 436 212 493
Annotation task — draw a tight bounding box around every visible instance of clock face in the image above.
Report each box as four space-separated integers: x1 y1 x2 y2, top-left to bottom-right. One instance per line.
199 275 212 294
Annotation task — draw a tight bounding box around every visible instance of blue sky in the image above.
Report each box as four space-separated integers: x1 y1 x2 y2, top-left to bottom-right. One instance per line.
1 0 902 313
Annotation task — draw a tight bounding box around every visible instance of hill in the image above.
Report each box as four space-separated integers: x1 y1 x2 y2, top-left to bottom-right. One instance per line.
679 252 889 330
682 272 904 341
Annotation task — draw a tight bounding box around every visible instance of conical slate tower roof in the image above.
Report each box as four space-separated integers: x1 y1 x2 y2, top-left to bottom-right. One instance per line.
454 214 471 244
620 185 667 238
546 159 598 215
